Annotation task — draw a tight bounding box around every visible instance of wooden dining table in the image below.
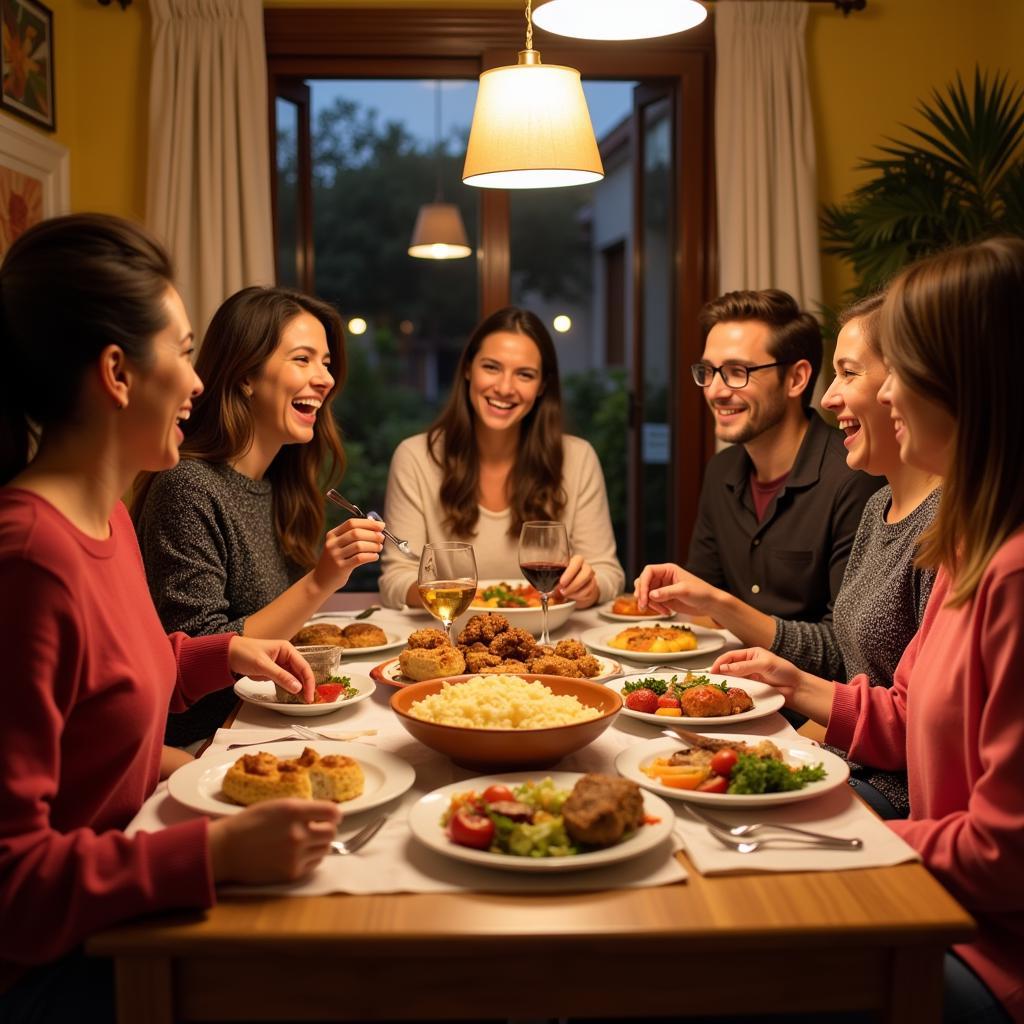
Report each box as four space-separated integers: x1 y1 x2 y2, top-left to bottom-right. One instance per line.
88 594 974 1023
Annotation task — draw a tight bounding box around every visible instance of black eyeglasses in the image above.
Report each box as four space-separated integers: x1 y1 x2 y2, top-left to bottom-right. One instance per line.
690 360 794 389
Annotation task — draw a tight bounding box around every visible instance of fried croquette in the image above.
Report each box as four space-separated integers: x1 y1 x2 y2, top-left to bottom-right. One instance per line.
464 650 502 672
475 659 528 675
291 623 347 647
526 654 582 677
489 627 538 661
406 628 451 650
398 644 466 682
456 613 510 646
553 638 587 661
341 622 387 647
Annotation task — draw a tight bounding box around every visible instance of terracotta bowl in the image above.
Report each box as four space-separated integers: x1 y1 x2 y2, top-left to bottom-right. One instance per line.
389 673 622 771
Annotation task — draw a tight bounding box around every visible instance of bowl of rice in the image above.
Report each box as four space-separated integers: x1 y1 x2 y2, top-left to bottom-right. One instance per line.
389 673 622 770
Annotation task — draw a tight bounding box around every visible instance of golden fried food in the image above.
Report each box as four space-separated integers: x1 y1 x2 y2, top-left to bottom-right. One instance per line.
574 654 602 678
291 623 348 647
727 687 754 714
340 622 387 647
610 594 662 617
475 659 529 675
399 644 466 681
406 628 451 650
456 613 510 646
679 684 732 718
527 653 582 677
553 638 587 660
465 649 502 673
222 747 364 805
490 626 538 661
607 625 698 653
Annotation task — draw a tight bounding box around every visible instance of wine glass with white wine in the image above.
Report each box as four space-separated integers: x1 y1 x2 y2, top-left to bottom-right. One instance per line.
518 521 570 646
417 542 478 644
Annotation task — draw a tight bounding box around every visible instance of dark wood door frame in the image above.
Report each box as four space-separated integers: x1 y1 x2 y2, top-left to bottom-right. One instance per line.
264 8 717 565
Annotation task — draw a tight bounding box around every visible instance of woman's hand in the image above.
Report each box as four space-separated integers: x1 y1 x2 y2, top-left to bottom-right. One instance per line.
634 563 723 617
712 647 836 725
556 555 600 609
228 635 316 704
208 799 341 883
313 518 385 592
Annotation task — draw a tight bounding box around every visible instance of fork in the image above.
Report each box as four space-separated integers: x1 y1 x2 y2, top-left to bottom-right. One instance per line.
331 815 388 856
326 490 419 561
290 724 377 743
684 804 862 849
225 729 376 750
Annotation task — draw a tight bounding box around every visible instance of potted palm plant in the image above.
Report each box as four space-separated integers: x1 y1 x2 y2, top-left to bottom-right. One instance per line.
821 67 1024 300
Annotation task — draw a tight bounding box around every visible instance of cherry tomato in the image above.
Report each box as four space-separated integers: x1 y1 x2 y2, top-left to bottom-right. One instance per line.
710 748 739 779
696 775 729 794
657 694 681 708
449 808 495 850
481 784 516 805
625 688 659 714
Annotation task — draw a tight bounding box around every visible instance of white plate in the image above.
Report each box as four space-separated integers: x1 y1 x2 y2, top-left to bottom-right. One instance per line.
372 653 623 688
615 735 849 807
580 624 726 664
407 771 675 872
605 672 784 727
167 741 415 817
233 673 376 717
297 623 404 658
454 578 576 638
597 604 677 623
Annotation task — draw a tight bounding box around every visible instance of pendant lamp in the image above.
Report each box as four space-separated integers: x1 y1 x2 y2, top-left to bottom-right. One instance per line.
409 81 472 259
462 0 603 190
531 0 707 40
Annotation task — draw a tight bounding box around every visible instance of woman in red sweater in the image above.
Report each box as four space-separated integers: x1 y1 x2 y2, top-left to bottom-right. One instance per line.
715 237 1024 1023
0 215 343 1017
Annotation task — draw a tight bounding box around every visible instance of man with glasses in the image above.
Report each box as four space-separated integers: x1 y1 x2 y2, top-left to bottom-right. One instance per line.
636 289 881 649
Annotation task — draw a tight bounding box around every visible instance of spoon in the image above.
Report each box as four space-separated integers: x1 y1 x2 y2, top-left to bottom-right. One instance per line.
326 489 419 561
701 821 860 854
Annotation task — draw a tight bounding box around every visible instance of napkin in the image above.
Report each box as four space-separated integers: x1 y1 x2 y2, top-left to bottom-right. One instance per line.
674 787 920 876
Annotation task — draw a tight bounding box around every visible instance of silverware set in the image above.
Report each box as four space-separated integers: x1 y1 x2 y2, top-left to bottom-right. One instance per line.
331 814 389 856
683 803 862 853
224 727 377 750
326 489 419 561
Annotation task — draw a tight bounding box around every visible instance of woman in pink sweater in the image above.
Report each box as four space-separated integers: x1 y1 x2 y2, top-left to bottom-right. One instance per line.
715 237 1024 1023
0 216 343 1017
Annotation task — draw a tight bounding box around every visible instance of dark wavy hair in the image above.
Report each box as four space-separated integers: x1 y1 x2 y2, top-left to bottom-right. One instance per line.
0 213 174 485
879 236 1024 607
132 286 346 569
699 288 823 410
427 306 565 538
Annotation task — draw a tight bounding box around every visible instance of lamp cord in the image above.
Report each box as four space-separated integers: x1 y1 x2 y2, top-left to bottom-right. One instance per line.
524 0 533 50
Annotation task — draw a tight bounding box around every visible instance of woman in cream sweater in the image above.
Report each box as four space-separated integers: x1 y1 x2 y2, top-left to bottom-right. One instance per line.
380 306 624 610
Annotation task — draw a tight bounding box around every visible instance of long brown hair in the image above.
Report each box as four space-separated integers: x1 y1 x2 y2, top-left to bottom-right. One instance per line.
879 236 1024 606
0 214 173 485
133 286 347 568
427 306 565 538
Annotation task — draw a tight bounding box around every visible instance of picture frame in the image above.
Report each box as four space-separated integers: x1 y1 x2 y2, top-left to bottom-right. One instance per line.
1 0 54 131
0 111 68 254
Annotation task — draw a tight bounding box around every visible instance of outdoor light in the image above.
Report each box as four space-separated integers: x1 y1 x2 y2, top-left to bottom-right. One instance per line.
347 318 368 336
462 0 603 189
409 82 472 259
532 0 707 40
553 315 572 333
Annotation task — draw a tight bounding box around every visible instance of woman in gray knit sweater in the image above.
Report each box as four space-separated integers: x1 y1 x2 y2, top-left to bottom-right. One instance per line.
133 287 384 745
638 295 941 816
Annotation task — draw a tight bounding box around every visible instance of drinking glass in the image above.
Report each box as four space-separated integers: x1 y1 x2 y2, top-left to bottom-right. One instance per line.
518 521 570 646
417 542 478 644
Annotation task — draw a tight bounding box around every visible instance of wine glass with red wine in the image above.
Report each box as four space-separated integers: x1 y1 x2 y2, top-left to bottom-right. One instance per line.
417 542 478 644
518 521 570 646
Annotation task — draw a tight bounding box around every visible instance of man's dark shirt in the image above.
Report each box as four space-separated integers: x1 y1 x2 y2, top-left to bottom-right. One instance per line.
686 412 884 622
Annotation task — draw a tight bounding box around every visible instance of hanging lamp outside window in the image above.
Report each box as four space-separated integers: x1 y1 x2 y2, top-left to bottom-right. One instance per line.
409 81 472 259
531 0 707 40
462 0 603 190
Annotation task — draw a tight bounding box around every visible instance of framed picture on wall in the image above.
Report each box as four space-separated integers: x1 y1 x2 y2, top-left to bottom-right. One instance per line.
0 0 55 131
0 111 68 254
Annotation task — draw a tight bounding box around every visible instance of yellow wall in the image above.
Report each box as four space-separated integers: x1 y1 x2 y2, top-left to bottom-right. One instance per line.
41 0 1024 305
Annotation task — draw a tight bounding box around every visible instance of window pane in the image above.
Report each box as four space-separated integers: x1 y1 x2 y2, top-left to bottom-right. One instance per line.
275 97 300 289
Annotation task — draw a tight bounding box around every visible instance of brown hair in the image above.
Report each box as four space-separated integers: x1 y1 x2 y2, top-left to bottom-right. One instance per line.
699 288 822 410
427 306 565 538
133 286 346 569
838 292 885 355
880 236 1024 606
0 214 174 484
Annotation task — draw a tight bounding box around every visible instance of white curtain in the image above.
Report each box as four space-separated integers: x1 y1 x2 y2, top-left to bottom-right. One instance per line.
714 1 822 311
147 0 275 339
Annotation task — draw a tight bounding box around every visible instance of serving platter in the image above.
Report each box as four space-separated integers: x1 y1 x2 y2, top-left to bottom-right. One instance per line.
370 653 623 688
407 771 675 872
233 673 376 717
167 741 415 817
580 624 726 664
615 735 849 808
604 672 784 727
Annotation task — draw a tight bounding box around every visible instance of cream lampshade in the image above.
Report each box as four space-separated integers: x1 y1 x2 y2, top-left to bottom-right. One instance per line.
462 47 604 190
532 0 707 39
408 202 472 260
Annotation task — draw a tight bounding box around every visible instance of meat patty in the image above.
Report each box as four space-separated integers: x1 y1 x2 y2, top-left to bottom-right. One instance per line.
680 684 732 718
727 687 754 714
561 773 644 848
